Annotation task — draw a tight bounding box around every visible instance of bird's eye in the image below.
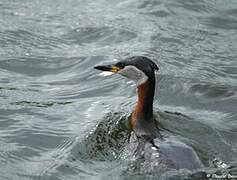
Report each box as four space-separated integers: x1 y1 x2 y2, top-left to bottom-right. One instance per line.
115 62 125 68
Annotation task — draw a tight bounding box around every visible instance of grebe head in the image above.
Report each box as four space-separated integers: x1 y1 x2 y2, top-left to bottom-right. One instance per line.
94 56 159 86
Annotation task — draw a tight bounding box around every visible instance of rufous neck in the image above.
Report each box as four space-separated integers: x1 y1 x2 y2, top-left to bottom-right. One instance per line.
136 79 155 120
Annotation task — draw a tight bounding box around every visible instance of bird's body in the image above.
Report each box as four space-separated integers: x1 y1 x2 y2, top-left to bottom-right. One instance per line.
94 56 203 170
127 133 203 171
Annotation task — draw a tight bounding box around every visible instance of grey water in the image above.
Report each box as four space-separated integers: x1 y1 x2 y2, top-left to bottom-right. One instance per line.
0 0 237 179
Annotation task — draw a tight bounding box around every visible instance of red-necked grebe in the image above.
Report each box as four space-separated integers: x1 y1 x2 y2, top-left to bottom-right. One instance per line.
94 56 203 170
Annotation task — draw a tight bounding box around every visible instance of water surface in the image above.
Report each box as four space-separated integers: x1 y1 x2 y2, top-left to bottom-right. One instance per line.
0 0 237 179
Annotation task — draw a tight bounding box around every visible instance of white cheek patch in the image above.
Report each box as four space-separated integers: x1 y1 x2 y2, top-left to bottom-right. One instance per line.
118 65 148 86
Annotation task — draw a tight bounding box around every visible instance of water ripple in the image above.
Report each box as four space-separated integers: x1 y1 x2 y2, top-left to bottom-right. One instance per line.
0 0 237 179
64 27 137 45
